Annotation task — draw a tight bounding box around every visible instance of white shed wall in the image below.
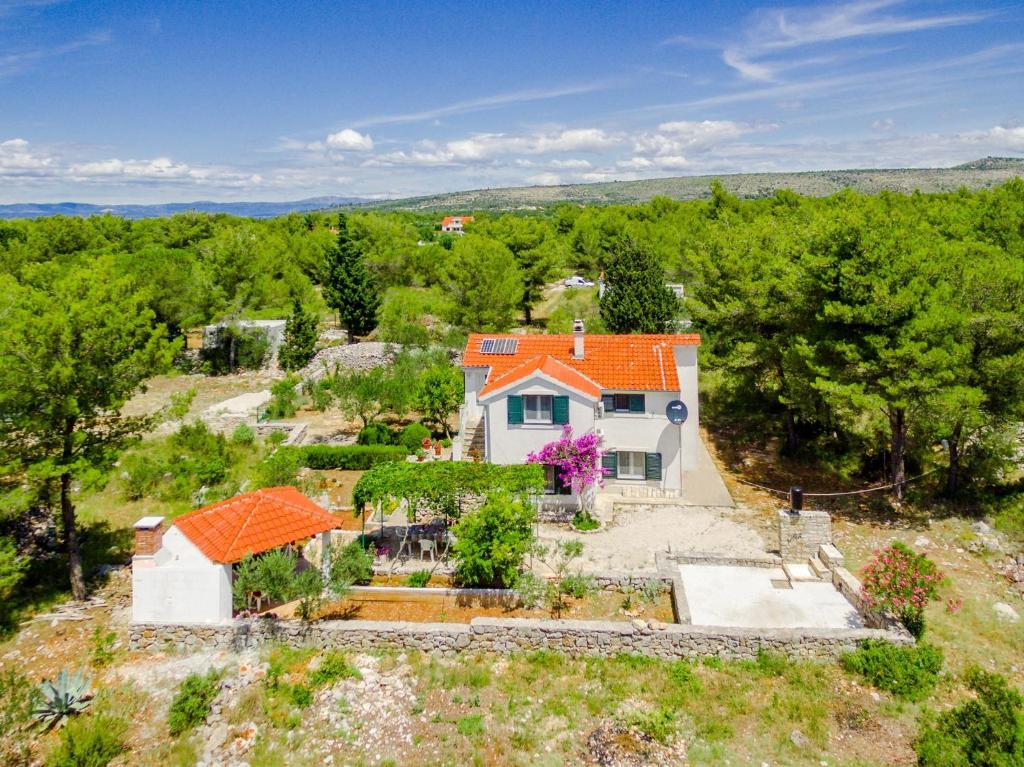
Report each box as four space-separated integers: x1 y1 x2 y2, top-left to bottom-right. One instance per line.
132 526 233 625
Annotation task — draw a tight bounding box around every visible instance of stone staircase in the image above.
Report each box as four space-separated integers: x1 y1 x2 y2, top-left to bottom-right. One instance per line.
461 415 486 461
781 544 844 586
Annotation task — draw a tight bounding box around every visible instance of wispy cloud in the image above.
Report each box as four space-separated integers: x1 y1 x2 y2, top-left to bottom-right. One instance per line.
0 0 64 19
0 30 111 77
719 0 990 82
348 80 620 128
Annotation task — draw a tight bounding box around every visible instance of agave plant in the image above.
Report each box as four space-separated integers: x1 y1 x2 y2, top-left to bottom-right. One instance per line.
32 669 93 730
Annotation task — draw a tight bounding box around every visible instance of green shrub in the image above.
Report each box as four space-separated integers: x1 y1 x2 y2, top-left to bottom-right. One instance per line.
88 627 118 668
308 651 361 687
399 422 431 453
330 539 373 587
626 707 678 744
841 641 944 701
120 454 164 500
45 713 127 767
406 569 432 588
267 376 299 419
293 444 407 470
456 713 485 737
231 423 255 445
560 572 596 599
357 422 395 446
452 492 536 588
167 670 221 735
571 510 600 531
288 683 312 708
255 447 302 488
916 667 1024 766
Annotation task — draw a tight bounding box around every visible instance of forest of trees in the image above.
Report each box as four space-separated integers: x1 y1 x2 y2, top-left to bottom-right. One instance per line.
1 180 1023 600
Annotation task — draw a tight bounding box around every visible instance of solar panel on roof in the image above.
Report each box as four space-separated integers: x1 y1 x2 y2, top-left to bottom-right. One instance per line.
479 338 518 355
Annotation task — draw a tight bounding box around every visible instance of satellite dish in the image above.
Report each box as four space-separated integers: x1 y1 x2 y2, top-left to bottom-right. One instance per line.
666 400 688 425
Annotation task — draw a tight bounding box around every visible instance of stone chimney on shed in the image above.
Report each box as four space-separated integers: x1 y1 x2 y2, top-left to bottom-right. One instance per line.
572 319 585 359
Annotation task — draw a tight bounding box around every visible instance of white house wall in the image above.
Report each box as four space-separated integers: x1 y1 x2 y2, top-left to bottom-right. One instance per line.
132 526 233 625
598 390 683 492
477 343 700 494
484 379 596 465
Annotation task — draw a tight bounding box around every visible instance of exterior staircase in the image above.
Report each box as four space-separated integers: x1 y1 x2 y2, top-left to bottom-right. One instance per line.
461 414 486 461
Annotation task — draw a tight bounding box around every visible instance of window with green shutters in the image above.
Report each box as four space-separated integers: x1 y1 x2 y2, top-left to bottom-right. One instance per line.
645 452 662 480
602 393 646 413
552 395 569 424
507 395 523 424
603 451 662 481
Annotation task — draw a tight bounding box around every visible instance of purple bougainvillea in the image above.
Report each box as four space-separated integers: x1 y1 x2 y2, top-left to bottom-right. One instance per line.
526 425 607 494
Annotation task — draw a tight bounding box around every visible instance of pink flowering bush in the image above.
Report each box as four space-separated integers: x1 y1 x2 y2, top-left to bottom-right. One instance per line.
860 541 944 638
526 426 607 511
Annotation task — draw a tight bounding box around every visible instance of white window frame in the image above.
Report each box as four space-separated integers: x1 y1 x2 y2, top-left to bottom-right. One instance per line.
524 394 553 424
617 450 646 480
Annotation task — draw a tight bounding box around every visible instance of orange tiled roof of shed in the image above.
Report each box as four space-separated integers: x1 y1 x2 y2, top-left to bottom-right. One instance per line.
479 354 602 399
464 333 701 393
173 487 341 564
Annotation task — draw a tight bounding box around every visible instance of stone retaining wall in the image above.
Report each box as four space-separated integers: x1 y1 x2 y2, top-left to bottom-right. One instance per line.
778 509 832 561
130 615 911 660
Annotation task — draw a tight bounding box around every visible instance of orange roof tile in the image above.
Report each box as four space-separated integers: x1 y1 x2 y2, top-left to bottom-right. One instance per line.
173 487 341 564
464 333 700 393
479 354 602 399
441 215 474 227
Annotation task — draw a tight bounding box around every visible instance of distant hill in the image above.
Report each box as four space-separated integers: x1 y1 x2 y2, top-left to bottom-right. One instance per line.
0 196 368 220
346 157 1024 213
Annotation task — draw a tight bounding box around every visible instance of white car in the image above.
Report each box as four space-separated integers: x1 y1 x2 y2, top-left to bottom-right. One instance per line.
563 275 595 288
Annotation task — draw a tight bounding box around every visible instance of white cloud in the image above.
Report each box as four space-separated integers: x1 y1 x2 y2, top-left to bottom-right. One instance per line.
364 128 623 167
549 158 592 170
632 120 775 159
325 128 374 152
720 0 990 82
526 172 562 186
348 80 618 128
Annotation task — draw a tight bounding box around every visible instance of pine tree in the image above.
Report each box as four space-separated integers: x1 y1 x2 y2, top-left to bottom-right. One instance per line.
278 299 319 372
323 214 380 343
599 239 679 334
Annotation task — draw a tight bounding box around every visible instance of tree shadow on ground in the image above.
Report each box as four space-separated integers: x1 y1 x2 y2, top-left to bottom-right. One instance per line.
1 518 132 637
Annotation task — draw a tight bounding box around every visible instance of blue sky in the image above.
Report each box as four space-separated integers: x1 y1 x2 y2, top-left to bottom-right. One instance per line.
1 0 1022 203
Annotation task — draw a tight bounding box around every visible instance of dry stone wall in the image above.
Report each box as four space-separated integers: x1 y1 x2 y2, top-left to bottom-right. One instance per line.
130 615 910 661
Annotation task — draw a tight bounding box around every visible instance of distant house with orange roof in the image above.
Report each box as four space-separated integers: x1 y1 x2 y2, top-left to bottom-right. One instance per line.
440 215 473 234
456 322 701 499
131 487 340 624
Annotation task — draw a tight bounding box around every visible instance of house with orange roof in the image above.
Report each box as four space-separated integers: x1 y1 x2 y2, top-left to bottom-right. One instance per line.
456 321 701 499
440 215 473 234
131 487 340 624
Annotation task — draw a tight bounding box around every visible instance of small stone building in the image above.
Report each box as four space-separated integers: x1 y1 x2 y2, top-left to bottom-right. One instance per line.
132 487 341 625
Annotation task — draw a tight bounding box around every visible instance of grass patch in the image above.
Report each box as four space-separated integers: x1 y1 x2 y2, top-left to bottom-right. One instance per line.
842 641 944 702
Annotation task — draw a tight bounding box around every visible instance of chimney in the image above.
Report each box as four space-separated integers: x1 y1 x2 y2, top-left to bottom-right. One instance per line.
133 516 165 557
572 319 585 359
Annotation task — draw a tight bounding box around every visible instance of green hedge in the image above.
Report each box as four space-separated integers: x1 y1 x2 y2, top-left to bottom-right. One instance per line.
294 444 407 470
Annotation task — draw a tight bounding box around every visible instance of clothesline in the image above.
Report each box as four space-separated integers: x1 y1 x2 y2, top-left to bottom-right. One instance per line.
731 467 943 499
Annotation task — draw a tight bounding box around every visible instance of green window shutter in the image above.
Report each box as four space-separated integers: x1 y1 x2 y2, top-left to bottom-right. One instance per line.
552 395 570 424
629 394 645 413
645 452 662 480
601 452 618 479
601 394 615 411
507 395 523 425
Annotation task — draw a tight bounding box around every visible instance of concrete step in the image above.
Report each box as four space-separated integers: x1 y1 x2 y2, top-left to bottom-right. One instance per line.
808 554 831 579
782 562 820 583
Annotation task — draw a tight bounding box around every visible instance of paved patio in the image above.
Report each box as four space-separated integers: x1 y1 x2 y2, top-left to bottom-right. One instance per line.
678 564 863 629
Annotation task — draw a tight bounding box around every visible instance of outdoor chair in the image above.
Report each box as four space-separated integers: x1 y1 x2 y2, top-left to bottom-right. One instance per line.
419 538 436 562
